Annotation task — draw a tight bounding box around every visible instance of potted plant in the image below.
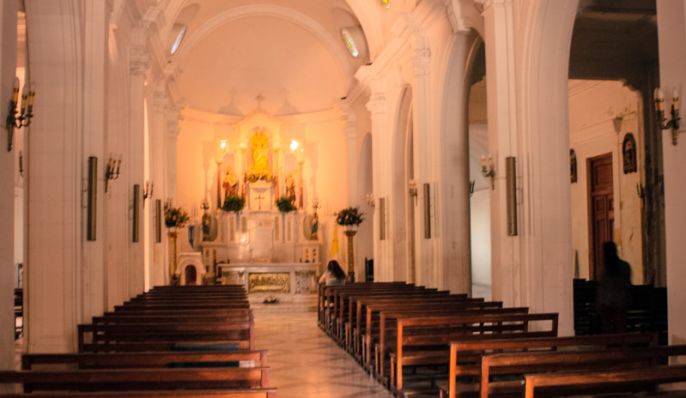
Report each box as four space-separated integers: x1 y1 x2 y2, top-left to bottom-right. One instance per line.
336 206 364 283
336 206 364 228
163 201 190 285
223 194 246 213
275 195 297 213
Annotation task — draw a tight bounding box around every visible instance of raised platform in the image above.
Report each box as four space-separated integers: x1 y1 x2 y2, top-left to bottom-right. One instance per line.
218 262 320 304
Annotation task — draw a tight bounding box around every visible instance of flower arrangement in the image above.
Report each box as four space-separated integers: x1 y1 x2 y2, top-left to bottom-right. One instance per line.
223 194 246 213
164 201 190 229
246 170 273 183
275 195 296 213
336 206 364 226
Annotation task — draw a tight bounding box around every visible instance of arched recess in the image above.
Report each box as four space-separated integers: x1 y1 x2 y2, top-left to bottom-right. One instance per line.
355 132 373 280
465 36 490 299
435 30 480 295
391 87 416 282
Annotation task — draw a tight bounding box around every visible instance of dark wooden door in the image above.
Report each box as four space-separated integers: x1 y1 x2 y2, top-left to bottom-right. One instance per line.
588 153 614 281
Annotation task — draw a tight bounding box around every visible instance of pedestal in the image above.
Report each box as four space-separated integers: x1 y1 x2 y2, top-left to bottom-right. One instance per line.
345 229 357 282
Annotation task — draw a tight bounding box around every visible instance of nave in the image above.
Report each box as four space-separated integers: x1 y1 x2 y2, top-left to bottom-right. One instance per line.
253 305 392 398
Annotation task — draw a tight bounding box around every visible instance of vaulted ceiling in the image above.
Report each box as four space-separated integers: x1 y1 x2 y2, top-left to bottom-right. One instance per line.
164 0 371 116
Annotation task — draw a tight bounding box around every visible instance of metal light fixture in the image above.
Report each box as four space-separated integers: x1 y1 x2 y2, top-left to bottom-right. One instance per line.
365 193 375 208
654 87 682 146
143 181 154 203
104 155 122 193
480 154 495 189
5 78 35 151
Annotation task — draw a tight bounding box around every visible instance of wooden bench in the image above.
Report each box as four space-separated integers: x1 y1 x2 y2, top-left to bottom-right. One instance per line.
0 367 270 392
479 344 686 398
392 312 558 395
317 282 408 326
443 332 658 398
0 389 277 398
524 363 686 398
22 350 267 370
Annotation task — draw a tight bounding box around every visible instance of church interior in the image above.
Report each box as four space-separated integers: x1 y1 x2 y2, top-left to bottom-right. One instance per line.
2 0 686 396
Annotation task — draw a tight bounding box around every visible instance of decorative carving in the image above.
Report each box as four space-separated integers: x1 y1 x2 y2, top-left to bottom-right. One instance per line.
294 270 317 294
623 133 637 174
221 270 245 285
248 272 290 293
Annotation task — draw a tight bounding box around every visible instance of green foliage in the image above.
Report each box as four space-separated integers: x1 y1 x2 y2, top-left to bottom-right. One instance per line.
275 195 297 213
164 201 190 228
223 195 246 213
336 206 364 226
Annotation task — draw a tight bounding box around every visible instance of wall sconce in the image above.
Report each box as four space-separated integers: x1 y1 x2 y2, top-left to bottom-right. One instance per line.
469 180 475 198
143 181 154 202
655 87 682 145
5 78 35 152
408 179 418 205
104 155 122 193
365 193 375 208
480 154 495 189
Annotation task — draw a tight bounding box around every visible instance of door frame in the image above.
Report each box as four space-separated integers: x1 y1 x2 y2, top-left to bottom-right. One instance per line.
587 152 614 281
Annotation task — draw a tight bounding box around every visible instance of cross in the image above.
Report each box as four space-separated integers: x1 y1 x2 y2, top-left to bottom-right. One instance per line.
256 194 265 210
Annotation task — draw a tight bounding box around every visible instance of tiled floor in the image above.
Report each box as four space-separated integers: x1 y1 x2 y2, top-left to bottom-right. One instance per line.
253 304 393 398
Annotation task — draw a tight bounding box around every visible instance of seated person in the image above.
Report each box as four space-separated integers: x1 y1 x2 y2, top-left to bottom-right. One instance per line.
319 260 346 286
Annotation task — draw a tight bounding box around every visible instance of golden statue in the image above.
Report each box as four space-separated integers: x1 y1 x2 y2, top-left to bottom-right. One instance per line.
249 130 270 175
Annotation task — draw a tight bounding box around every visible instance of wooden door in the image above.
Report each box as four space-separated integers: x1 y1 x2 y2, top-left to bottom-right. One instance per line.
588 153 614 281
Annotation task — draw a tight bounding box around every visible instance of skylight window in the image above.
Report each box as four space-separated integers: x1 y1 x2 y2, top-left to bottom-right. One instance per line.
340 28 360 58
170 24 187 55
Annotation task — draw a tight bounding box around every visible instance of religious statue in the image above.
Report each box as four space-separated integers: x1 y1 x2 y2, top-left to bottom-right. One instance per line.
222 168 239 199
201 201 217 242
310 203 320 240
285 174 296 199
247 130 272 181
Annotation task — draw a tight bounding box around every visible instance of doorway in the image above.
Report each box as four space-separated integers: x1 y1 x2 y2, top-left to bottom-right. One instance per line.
587 153 613 280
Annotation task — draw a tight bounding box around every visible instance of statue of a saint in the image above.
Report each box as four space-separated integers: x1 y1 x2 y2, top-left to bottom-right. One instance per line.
285 175 296 199
222 169 239 199
249 131 270 175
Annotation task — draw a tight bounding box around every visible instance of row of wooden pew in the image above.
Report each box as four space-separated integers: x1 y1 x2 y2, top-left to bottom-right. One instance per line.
0 285 277 397
317 281 686 397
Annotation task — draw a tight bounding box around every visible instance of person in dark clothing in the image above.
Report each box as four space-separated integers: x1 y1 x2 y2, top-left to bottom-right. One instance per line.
597 241 632 333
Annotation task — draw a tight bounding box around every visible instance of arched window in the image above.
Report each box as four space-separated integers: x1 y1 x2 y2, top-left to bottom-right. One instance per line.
170 24 187 55
340 28 360 58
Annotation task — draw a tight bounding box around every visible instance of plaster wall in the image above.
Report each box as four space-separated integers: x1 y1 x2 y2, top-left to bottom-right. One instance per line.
0 0 18 370
568 80 644 284
656 0 686 346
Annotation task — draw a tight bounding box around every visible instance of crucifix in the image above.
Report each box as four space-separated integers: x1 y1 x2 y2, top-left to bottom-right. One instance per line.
256 193 265 210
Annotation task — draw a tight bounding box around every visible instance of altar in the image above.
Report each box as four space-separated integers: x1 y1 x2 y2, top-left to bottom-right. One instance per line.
218 262 319 302
191 123 323 299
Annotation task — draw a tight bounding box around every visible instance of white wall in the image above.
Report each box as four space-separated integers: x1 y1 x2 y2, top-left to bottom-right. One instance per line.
657 0 686 346
568 80 644 283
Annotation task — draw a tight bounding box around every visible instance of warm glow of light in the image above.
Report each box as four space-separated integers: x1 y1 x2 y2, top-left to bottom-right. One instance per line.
290 139 300 152
219 139 228 152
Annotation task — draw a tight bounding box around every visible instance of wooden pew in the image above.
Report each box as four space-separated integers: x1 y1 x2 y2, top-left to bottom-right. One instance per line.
0 368 270 392
480 344 686 398
317 282 408 326
22 350 267 370
360 299 502 370
393 312 558 395
524 364 686 398
0 389 277 398
379 307 531 385
443 332 657 398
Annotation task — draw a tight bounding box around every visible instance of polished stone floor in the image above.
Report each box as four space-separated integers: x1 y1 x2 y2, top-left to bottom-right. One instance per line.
253 304 393 398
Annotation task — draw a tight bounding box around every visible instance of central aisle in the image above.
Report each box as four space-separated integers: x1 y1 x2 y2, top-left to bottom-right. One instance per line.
253 305 394 398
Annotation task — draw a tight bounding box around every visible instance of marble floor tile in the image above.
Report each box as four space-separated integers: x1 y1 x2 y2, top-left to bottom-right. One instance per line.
253 305 393 398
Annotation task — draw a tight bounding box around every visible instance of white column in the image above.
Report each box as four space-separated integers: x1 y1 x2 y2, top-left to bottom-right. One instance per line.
127 32 148 297
0 0 18 368
25 0 84 352
80 0 108 323
656 0 686 344
436 32 475 295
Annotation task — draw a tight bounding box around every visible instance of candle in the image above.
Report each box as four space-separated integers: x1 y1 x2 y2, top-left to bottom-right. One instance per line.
655 88 665 112
20 84 28 114
12 77 19 103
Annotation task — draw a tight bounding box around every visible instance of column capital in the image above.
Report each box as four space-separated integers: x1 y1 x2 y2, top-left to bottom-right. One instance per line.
412 47 432 77
129 44 150 76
